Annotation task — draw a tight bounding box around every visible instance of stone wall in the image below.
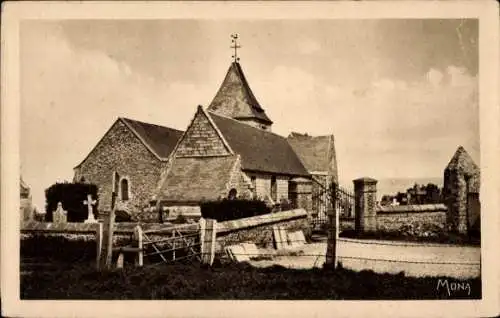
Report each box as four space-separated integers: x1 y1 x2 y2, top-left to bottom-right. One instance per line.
74 120 164 216
175 108 231 157
226 158 254 199
377 209 447 233
245 172 290 202
215 209 310 251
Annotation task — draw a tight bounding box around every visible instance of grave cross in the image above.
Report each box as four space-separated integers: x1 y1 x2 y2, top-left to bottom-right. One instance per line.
83 194 97 223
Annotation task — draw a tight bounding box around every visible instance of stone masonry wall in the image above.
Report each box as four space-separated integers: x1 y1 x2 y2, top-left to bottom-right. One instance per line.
245 172 290 202
74 120 163 216
175 109 231 157
377 211 447 233
215 209 310 251
226 159 254 199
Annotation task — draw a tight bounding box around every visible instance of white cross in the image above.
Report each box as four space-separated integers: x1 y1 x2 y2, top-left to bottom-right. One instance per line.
83 194 97 223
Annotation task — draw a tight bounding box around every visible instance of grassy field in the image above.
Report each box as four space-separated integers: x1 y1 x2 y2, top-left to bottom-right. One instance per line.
21 260 480 300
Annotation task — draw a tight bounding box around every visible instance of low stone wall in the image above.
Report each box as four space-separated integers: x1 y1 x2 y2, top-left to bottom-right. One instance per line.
340 218 355 231
376 204 447 234
215 209 310 251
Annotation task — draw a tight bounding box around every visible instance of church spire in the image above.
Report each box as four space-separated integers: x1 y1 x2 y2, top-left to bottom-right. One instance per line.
207 35 273 130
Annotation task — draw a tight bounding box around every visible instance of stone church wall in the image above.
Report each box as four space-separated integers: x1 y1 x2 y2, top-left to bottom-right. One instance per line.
73 120 163 216
245 172 290 203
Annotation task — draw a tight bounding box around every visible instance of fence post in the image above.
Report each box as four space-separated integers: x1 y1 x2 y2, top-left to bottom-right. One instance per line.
325 183 338 269
99 208 116 270
95 222 103 270
200 218 217 266
133 225 143 267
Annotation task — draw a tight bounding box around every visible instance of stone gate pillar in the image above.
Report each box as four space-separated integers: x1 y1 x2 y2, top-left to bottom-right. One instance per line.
291 177 312 215
353 177 378 233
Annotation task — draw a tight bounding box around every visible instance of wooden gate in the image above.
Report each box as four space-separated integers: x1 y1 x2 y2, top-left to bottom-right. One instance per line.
142 224 202 265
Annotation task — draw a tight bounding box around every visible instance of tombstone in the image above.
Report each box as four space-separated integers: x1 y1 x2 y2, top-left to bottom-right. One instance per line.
83 194 97 223
53 202 67 224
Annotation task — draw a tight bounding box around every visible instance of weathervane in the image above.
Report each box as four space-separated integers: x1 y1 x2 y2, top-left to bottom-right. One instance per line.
230 33 241 62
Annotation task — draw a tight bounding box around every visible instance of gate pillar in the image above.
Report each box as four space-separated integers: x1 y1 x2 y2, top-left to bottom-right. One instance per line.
353 177 378 233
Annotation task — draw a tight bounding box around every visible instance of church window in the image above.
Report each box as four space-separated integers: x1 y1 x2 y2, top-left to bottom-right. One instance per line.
228 188 237 200
120 178 130 201
271 176 277 202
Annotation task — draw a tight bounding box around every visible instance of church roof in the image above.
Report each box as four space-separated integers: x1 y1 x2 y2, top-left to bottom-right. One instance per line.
75 118 183 168
121 118 184 160
208 112 309 176
158 156 238 203
207 62 273 125
286 132 335 174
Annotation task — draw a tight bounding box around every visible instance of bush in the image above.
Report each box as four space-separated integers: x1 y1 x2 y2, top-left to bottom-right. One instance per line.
115 210 132 222
45 182 99 222
200 199 271 222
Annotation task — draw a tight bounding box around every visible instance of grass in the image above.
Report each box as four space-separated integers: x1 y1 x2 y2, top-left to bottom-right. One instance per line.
21 260 481 300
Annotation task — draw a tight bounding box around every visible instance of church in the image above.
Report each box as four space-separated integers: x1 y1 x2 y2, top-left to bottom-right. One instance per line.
74 45 338 219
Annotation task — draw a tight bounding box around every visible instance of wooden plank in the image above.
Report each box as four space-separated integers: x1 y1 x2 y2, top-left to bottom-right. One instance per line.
200 219 216 265
143 233 168 264
241 243 259 258
272 226 283 250
95 223 103 270
230 245 250 262
134 225 143 267
278 226 288 248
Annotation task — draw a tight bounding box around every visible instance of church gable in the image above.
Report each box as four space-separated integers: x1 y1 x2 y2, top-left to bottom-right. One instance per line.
174 106 233 158
73 119 164 213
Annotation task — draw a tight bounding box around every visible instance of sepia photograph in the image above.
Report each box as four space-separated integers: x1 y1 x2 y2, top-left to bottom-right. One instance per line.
2 1 499 318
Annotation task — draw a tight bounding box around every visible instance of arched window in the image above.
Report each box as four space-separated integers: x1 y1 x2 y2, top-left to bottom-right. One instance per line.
120 178 129 201
228 188 237 200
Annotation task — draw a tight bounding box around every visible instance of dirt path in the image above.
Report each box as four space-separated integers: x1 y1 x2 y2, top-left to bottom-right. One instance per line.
251 238 481 279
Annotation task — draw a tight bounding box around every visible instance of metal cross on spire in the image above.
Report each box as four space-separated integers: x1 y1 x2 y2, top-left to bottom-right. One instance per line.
230 33 241 62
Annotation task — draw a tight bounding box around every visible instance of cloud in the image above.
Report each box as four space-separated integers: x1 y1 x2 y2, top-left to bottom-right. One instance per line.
255 64 478 182
21 25 213 211
297 38 321 55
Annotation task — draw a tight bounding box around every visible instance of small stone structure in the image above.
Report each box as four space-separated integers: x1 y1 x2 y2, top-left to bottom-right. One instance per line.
353 177 378 232
443 146 480 235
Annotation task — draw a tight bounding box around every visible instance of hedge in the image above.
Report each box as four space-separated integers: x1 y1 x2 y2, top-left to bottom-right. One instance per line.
200 199 271 222
45 182 99 222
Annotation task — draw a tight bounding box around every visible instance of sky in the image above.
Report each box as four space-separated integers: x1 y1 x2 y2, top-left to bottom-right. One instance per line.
20 19 479 212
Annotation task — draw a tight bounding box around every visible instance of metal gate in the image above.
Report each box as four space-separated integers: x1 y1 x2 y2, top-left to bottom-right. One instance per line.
311 180 355 231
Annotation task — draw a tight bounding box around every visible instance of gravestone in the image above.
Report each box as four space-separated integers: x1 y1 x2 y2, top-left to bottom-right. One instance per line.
83 194 97 223
53 202 67 224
